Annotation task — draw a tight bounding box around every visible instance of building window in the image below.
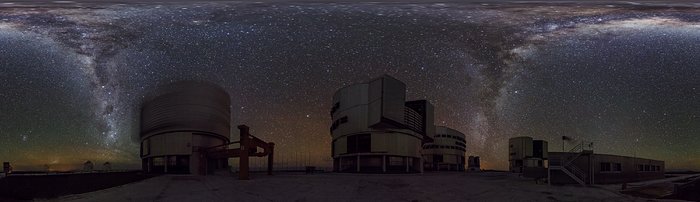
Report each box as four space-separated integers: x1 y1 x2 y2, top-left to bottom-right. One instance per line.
153 157 164 166
347 135 357 153
389 156 404 166
433 155 443 163
612 163 622 172
168 156 177 166
330 102 340 115
330 116 348 132
600 162 611 172
346 133 371 154
601 162 621 173
332 139 336 155
141 139 150 156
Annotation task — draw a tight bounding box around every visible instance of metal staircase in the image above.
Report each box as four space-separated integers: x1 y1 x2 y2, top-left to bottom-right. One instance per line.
549 141 593 186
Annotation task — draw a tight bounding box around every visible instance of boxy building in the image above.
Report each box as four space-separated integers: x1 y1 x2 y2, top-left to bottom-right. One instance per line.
330 75 435 173
549 151 665 185
508 136 666 185
508 137 548 173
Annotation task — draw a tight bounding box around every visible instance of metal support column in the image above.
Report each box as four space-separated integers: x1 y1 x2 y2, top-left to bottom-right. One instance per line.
239 125 250 180
164 155 168 173
405 157 409 172
267 143 275 175
382 155 387 173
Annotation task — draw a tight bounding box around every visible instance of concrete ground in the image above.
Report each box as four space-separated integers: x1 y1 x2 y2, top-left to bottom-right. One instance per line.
51 172 680 202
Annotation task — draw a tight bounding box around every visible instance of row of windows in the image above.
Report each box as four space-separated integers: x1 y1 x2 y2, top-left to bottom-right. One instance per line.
330 116 348 131
600 162 622 172
346 134 371 154
600 162 663 173
431 155 466 163
455 141 466 147
435 134 466 143
404 107 424 134
638 164 662 172
423 144 466 152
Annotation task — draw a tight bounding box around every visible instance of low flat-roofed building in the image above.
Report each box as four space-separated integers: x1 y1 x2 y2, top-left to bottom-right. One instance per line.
549 152 665 185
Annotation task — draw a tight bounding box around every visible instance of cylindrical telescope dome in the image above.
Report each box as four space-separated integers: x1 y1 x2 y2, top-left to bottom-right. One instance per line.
422 126 467 171
140 81 231 175
141 81 231 140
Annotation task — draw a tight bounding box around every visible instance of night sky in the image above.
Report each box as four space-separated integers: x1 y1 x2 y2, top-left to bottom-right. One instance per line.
0 1 698 171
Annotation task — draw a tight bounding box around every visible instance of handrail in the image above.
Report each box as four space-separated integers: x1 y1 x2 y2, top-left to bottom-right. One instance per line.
551 154 588 185
569 142 583 153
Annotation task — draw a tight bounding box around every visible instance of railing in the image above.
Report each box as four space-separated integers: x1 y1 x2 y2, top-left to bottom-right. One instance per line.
569 142 583 153
550 141 592 186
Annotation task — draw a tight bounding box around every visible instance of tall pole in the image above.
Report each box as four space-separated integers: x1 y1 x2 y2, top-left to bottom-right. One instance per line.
267 143 274 175
239 125 250 180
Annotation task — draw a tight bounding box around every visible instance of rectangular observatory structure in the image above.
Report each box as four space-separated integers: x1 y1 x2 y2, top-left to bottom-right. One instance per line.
330 75 434 173
367 75 407 129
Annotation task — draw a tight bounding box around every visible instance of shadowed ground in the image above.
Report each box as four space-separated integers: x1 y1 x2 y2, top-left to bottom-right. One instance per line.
0 171 154 201
54 172 657 202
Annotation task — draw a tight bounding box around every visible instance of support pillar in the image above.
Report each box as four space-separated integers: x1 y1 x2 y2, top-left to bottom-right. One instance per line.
339 157 342 172
267 143 275 175
239 125 250 180
356 155 360 173
382 155 386 173
164 155 168 173
420 157 424 173
405 157 409 172
548 166 551 186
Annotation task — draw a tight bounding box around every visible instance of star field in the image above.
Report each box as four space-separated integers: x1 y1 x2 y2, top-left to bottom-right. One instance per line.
0 1 698 171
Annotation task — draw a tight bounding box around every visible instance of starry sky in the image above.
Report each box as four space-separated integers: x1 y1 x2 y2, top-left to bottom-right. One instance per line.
0 1 698 171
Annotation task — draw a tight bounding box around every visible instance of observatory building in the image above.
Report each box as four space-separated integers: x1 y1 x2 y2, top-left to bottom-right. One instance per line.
508 136 548 173
330 75 435 173
140 81 231 175
423 126 467 171
549 151 665 184
508 136 665 185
